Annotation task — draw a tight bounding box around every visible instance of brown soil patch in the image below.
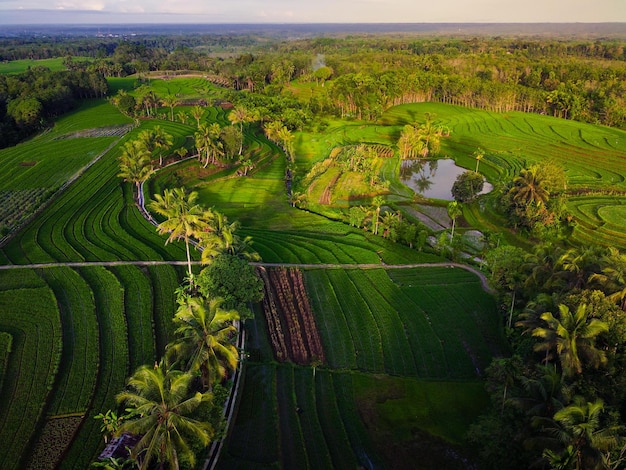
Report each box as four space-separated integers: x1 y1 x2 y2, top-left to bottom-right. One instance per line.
258 267 325 365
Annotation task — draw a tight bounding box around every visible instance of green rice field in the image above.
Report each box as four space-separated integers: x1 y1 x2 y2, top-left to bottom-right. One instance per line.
1 78 626 468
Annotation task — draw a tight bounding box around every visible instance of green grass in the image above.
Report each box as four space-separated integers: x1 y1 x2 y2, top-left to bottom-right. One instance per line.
0 57 69 74
352 374 489 443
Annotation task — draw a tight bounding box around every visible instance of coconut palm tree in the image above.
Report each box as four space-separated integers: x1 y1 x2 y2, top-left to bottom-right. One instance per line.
149 188 211 281
138 126 173 167
228 105 250 156
447 200 462 238
115 360 213 470
161 94 179 121
532 303 608 377
151 126 174 167
117 140 154 200
416 115 443 157
190 105 204 128
198 212 260 264
509 166 550 208
474 147 485 173
372 196 385 235
276 126 295 161
263 120 283 144
167 295 240 390
195 123 223 167
487 355 523 415
550 397 623 470
397 124 424 159
590 246 626 311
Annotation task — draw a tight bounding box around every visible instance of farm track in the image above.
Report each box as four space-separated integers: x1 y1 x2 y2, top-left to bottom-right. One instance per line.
0 260 495 294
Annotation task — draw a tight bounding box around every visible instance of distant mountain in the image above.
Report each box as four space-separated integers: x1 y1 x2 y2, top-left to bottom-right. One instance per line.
1 19 626 39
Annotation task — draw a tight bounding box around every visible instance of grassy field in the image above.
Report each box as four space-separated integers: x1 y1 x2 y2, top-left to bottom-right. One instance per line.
0 57 69 74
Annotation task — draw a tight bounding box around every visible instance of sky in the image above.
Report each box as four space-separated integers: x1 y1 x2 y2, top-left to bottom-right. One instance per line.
0 0 625 25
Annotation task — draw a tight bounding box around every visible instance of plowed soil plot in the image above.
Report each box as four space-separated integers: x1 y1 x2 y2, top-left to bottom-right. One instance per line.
259 267 325 365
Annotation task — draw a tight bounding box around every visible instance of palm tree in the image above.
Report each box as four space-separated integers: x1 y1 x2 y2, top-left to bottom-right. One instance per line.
161 94 179 121
397 124 424 159
167 295 240 390
117 140 154 200
551 397 622 470
516 364 568 420
590 247 626 311
138 126 173 167
557 246 603 291
195 123 223 167
115 360 213 470
149 188 211 281
263 120 283 144
474 147 485 173
276 126 295 161
487 355 523 415
532 303 608 377
228 105 250 156
198 212 260 264
190 105 204 128
509 166 550 207
151 126 174 167
372 196 385 235
416 115 443 157
447 200 462 238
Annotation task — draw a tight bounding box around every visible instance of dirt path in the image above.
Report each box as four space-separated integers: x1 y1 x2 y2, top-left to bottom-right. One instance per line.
0 260 494 294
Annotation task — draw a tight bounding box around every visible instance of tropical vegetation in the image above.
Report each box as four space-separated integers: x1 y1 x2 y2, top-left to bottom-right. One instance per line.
1 26 626 470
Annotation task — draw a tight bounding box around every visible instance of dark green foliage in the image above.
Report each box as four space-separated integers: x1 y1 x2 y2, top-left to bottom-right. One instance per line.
196 253 264 318
452 170 484 202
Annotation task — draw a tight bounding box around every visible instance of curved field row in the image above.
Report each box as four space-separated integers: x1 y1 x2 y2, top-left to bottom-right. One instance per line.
40 267 99 416
1 101 186 467
276 365 309 469
381 103 626 192
567 196 626 250
0 287 62 470
59 267 129 470
303 267 502 379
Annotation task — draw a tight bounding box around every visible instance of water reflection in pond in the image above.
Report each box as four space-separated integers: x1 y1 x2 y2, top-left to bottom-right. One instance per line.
400 159 492 201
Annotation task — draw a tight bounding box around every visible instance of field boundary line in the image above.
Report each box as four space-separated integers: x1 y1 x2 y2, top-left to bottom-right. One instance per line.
0 261 495 294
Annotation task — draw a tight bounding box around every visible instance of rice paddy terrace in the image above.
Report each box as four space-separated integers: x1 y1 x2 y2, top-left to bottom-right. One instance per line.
1 83 625 468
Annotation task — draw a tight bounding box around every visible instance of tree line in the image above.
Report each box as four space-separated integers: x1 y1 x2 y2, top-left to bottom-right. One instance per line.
0 65 108 148
4 33 625 128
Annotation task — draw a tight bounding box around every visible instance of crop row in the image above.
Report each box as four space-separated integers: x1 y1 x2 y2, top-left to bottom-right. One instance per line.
59 267 129 470
26 416 83 470
0 188 50 234
567 196 626 250
40 267 99 416
216 364 280 469
0 287 63 470
304 267 502 379
260 267 325 364
0 331 12 392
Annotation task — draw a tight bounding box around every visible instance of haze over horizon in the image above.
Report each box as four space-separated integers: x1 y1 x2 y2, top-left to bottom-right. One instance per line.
1 0 625 25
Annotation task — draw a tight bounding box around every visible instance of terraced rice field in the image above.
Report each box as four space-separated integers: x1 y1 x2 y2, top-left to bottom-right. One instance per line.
0 101 186 468
2 91 625 469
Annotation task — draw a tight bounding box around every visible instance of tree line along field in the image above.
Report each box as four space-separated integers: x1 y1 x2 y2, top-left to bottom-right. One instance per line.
0 71 626 468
